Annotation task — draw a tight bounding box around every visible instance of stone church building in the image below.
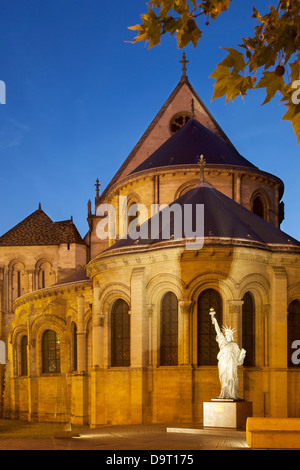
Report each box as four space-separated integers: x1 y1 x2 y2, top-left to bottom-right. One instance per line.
1 56 300 427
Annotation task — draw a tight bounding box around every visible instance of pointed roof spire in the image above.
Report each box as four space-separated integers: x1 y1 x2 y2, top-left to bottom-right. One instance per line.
95 178 100 198
38 202 42 211
180 52 189 81
197 154 206 182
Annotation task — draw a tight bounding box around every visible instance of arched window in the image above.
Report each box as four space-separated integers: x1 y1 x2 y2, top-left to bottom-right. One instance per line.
288 300 300 367
111 299 130 367
170 113 191 133
42 330 61 373
71 322 77 372
242 292 255 366
11 261 25 301
127 203 139 233
160 292 178 366
252 195 265 220
37 261 52 289
20 335 28 376
198 289 223 366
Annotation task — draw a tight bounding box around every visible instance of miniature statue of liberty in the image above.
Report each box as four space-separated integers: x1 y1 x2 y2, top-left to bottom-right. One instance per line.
209 308 246 400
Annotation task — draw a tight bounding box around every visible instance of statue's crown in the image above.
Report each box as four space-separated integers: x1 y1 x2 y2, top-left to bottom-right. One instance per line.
222 325 236 335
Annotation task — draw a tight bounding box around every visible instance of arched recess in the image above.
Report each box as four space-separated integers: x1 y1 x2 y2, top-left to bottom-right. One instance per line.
250 190 270 221
42 329 61 374
197 288 223 366
174 180 199 200
287 300 300 367
242 292 255 366
147 274 184 307
10 324 27 377
146 275 183 368
119 192 142 237
188 274 234 366
160 291 178 366
9 260 26 302
35 259 54 290
238 274 269 367
31 315 67 376
110 298 130 367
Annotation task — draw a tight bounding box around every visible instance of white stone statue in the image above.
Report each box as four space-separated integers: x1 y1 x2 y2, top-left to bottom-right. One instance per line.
209 309 246 400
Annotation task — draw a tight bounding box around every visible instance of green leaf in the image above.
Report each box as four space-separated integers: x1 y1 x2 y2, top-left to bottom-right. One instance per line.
220 48 246 73
255 70 286 104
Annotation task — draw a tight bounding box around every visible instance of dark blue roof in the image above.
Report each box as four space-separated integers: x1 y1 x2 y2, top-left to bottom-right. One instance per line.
105 182 299 251
130 119 256 175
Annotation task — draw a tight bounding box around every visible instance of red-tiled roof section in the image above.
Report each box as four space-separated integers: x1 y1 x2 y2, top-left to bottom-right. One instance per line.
0 209 85 246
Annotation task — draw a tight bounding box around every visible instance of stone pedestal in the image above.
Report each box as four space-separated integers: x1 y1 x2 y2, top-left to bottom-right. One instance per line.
203 400 252 429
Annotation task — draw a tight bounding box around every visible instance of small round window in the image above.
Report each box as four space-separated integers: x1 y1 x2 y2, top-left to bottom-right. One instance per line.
170 113 191 134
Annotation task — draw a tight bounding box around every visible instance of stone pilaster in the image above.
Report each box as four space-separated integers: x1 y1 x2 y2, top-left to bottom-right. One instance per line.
179 300 192 365
227 300 244 346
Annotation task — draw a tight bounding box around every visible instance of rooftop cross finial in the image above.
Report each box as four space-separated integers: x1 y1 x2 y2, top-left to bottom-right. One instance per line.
95 178 100 198
197 155 206 182
180 52 189 80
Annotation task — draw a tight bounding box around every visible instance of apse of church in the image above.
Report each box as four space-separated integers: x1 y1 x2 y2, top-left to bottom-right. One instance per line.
1 56 300 427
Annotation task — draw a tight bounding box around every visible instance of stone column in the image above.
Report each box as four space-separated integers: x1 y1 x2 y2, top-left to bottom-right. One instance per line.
130 267 146 368
179 300 192 365
269 266 288 417
92 282 104 367
147 304 153 366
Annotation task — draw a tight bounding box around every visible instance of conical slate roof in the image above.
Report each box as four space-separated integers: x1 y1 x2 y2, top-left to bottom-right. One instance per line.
130 119 256 175
105 182 299 252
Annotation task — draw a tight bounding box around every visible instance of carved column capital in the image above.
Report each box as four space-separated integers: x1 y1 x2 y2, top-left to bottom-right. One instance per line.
179 300 192 315
228 300 244 315
147 304 153 316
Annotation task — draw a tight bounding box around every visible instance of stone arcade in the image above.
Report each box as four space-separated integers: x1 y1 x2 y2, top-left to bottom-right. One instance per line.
1 57 300 427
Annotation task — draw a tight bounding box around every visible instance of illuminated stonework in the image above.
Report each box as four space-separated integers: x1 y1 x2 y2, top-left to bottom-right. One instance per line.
2 58 300 427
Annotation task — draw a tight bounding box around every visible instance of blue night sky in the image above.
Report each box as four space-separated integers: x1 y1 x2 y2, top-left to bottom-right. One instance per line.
0 0 299 242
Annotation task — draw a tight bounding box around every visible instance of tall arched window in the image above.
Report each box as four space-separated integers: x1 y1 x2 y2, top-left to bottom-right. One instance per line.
20 335 28 376
111 299 130 367
198 289 223 366
86 318 92 370
160 292 178 366
242 292 255 366
71 322 77 372
11 261 25 302
42 330 61 373
252 195 265 220
288 300 300 367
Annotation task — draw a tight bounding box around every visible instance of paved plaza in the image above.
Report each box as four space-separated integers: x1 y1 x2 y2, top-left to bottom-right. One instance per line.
0 423 250 451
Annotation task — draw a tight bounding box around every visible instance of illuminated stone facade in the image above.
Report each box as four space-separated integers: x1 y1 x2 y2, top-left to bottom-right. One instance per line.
2 60 300 426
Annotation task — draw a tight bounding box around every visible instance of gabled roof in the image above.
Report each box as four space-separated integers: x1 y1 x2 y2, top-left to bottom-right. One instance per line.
104 182 299 252
97 76 236 203
130 118 256 175
0 208 85 246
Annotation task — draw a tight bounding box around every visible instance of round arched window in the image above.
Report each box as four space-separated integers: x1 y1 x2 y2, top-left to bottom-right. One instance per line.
170 113 191 134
